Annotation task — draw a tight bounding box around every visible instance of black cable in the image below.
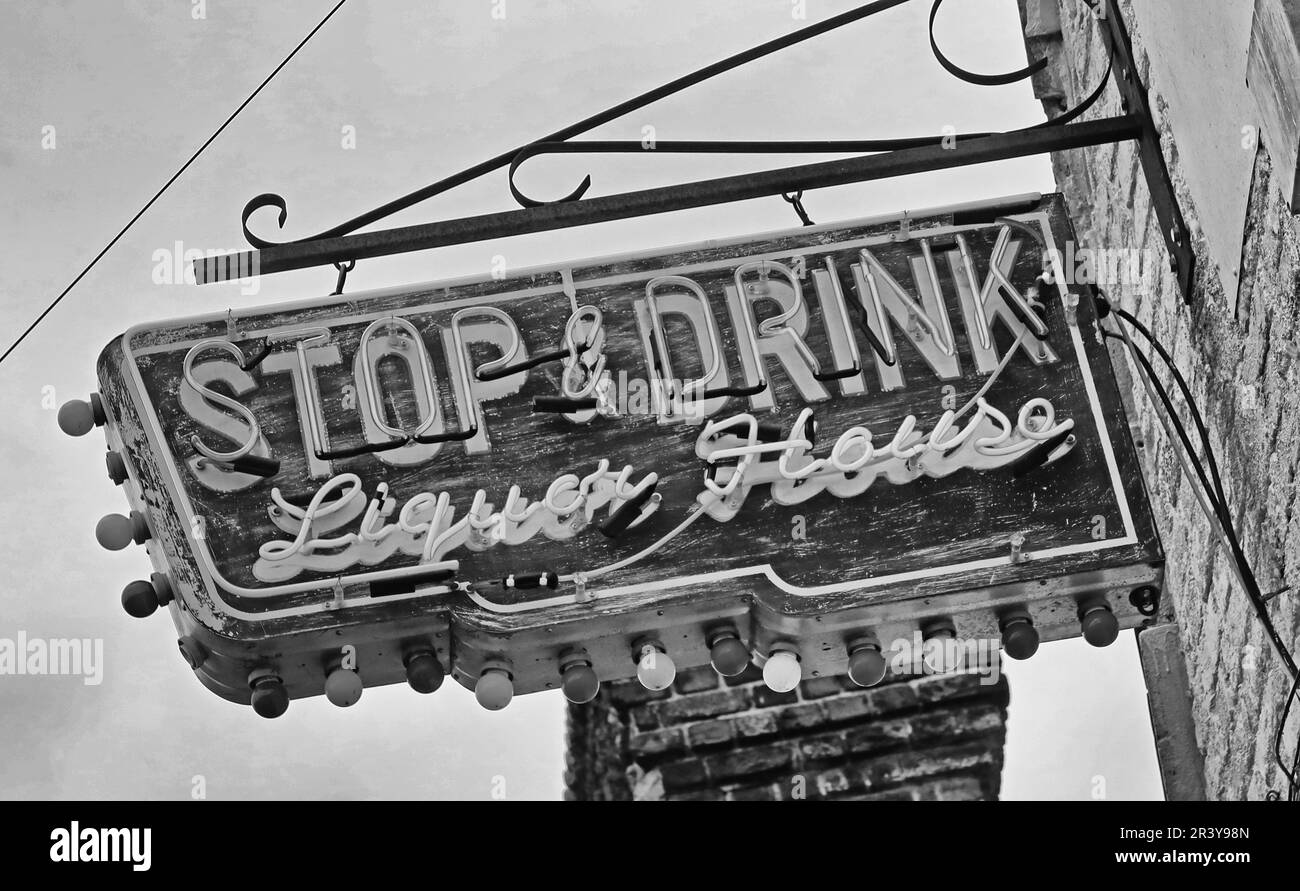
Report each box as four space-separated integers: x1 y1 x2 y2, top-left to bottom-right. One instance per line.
1113 308 1229 519
0 0 350 371
1105 329 1297 680
1110 316 1298 680
1105 327 1299 797
1276 671 1300 799
1103 332 1223 534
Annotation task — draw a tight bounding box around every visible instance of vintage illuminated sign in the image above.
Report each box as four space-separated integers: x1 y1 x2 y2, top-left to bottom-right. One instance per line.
86 193 1161 714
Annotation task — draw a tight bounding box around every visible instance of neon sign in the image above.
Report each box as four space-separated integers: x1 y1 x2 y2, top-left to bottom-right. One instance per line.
79 194 1162 713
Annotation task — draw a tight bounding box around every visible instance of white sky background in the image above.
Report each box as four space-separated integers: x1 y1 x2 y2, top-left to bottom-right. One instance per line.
0 0 1160 800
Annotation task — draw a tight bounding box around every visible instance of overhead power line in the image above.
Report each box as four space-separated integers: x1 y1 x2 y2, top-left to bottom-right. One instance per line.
0 0 350 371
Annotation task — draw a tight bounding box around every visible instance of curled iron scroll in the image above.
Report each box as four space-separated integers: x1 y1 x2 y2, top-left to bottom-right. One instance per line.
928 0 1048 87
239 0 1108 246
503 48 1111 211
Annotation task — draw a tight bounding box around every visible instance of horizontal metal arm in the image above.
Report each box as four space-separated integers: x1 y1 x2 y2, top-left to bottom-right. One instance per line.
194 115 1142 285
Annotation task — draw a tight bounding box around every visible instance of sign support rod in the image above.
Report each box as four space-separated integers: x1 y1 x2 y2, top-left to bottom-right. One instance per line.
196 115 1143 285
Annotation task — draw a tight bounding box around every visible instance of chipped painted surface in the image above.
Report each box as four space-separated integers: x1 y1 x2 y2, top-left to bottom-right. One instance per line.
93 196 1162 705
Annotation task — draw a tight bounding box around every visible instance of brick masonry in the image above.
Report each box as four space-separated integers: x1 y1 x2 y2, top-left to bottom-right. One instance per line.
566 665 1009 801
1019 0 1300 799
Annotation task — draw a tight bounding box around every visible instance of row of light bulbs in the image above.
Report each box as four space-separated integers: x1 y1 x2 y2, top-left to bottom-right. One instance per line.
242 598 1126 717
115 574 1122 719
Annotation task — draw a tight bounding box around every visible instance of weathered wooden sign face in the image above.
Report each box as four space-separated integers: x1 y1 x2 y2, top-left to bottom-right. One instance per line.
95 193 1162 711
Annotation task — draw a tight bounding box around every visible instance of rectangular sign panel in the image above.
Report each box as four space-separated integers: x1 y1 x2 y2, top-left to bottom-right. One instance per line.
95 193 1162 709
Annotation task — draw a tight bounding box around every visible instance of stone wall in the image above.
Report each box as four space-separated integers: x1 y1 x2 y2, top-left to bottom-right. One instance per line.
1020 0 1300 799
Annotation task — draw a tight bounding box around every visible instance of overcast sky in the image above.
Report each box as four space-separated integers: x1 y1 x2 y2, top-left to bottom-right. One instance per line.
0 0 1159 800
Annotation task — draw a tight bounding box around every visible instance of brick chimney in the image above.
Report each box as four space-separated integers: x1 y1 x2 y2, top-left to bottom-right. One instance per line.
565 663 1010 801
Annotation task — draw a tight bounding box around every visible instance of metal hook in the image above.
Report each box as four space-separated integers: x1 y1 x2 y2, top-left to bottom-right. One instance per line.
239 341 273 371
782 190 815 226
314 437 410 462
332 260 356 296
475 306 599 384
1262 585 1292 604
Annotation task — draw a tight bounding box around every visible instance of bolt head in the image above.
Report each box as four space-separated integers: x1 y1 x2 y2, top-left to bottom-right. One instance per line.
105 451 128 485
177 636 205 669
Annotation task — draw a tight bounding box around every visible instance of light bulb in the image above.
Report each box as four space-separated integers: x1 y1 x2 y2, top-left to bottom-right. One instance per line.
404 652 445 694
475 667 514 710
121 580 159 619
1000 616 1040 660
709 633 750 677
922 630 959 674
325 668 363 707
762 650 802 693
58 398 99 437
95 514 135 551
248 672 289 719
95 511 147 550
847 643 887 687
635 644 675 691
1080 604 1119 648
561 661 600 704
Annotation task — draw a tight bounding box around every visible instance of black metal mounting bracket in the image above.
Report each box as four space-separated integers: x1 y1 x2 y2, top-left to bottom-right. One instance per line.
1094 0 1196 303
192 0 1195 306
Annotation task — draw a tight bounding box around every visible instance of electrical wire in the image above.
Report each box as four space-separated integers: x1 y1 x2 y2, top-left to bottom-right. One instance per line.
1104 331 1235 565
1113 308 1229 520
574 324 1036 584
1105 326 1297 675
1273 670 1300 799
573 506 707 582
952 332 1028 422
1103 316 1299 798
1106 318 1297 679
0 0 350 370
